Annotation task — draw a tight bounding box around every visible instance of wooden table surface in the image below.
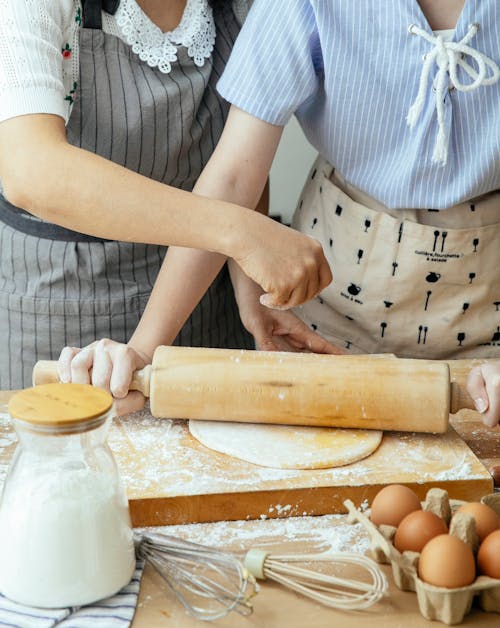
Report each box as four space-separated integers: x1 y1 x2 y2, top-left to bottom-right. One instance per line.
0 391 499 626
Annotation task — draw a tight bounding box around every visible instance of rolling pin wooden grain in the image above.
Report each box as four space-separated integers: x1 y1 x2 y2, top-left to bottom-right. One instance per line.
32 347 479 434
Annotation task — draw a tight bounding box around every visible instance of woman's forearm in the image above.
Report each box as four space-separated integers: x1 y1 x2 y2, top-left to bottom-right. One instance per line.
1 109 331 309
0 114 252 254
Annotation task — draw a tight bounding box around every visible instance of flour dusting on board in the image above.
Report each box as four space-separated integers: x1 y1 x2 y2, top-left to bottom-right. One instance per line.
108 409 304 498
105 407 487 500
0 406 489 502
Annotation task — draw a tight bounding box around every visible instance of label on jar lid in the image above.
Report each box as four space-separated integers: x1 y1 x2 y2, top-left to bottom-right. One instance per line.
9 383 113 427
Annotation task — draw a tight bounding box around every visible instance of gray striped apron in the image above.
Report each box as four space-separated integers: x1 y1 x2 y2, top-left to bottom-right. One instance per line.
0 1 253 390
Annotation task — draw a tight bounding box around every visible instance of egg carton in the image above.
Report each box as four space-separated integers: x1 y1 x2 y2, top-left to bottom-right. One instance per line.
344 490 500 625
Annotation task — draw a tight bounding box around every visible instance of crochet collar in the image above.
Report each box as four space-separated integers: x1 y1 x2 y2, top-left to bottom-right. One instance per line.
114 0 216 73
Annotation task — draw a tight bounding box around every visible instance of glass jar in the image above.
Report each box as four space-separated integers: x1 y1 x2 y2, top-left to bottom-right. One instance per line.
0 383 136 608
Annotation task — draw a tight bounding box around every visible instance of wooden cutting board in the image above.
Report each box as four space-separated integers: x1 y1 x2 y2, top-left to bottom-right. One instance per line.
0 393 493 527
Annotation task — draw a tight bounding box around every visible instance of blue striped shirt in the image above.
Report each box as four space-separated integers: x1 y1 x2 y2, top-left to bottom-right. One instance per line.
218 0 500 209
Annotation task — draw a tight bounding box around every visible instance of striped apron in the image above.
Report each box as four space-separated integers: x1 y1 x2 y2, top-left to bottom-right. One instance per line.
0 1 253 390
293 156 500 359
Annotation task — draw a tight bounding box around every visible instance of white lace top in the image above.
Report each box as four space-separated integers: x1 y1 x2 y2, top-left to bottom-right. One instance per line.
0 0 249 124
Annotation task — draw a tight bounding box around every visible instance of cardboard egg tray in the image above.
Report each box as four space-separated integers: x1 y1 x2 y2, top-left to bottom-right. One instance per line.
344 490 500 625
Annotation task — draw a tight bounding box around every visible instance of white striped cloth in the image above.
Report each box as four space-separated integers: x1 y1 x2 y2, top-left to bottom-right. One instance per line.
217 0 500 210
0 561 143 628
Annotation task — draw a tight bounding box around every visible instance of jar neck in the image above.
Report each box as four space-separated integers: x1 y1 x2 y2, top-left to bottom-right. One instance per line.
12 413 113 452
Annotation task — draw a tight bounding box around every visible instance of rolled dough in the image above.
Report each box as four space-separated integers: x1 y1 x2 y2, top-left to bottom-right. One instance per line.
188 420 383 470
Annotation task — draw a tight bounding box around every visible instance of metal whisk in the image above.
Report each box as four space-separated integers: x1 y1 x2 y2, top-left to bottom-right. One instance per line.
135 532 258 621
135 531 387 621
243 548 387 610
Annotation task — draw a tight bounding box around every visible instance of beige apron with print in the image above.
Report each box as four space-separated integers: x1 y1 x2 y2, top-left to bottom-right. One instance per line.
293 156 500 359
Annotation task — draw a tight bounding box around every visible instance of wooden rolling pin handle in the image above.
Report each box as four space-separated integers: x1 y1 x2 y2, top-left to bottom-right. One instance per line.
131 365 151 398
449 382 477 414
32 360 64 386
32 360 152 398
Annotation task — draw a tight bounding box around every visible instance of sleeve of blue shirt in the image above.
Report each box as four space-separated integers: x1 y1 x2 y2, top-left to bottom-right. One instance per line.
217 0 322 126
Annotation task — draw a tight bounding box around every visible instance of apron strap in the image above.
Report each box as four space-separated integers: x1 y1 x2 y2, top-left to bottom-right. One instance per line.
82 0 120 30
0 195 112 243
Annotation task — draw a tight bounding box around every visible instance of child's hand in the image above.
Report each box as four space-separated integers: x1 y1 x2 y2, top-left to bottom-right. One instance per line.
58 339 150 415
241 301 345 354
467 362 500 428
253 309 344 354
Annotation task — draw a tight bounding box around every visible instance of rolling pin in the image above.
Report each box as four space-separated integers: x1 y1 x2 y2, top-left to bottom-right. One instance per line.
32 346 479 434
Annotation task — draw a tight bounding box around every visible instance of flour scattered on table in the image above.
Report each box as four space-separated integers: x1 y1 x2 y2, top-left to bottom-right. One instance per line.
138 513 371 556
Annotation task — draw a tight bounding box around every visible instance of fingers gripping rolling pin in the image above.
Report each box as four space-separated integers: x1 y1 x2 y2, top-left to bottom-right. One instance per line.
33 347 478 434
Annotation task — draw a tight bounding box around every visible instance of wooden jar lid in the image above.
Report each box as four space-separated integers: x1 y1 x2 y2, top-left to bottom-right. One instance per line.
9 383 113 428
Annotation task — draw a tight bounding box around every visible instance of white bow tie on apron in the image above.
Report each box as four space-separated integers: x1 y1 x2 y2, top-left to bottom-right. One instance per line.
407 23 500 165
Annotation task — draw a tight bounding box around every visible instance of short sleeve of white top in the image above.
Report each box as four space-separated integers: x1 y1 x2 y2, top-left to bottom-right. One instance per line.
0 0 75 123
0 0 252 125
217 0 500 210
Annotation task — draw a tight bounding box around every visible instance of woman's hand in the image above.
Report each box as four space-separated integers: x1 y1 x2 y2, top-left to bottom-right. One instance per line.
467 362 500 428
58 339 150 416
234 215 332 309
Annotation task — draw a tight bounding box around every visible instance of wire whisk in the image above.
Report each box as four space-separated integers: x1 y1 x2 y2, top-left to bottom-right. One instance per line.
135 531 387 621
135 532 258 621
243 548 388 610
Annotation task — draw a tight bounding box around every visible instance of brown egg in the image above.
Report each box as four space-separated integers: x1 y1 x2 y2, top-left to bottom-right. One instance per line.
418 534 476 588
477 529 500 579
457 502 499 541
370 484 421 527
394 510 448 553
